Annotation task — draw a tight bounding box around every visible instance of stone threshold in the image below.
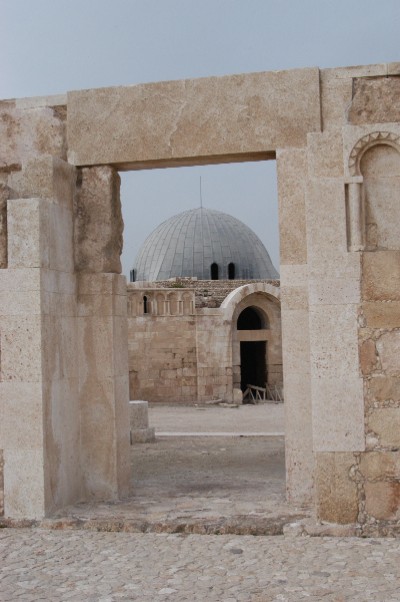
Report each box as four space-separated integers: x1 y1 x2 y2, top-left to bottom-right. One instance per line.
155 432 285 437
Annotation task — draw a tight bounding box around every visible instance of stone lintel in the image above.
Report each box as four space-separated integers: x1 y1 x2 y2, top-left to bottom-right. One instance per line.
67 68 321 167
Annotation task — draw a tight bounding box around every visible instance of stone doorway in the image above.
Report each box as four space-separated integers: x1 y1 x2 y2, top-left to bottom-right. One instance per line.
240 341 267 393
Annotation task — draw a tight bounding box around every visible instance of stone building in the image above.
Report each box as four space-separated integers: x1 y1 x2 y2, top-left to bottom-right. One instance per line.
1 62 400 528
127 207 282 403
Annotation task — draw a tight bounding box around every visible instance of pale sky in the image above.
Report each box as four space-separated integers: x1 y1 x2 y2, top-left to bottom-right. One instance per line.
2 0 400 276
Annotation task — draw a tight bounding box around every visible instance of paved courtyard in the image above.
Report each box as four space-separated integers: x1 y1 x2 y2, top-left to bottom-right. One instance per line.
1 529 400 601
1 404 400 600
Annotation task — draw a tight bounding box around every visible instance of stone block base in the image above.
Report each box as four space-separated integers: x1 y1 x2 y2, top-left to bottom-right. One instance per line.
129 400 155 444
131 427 156 444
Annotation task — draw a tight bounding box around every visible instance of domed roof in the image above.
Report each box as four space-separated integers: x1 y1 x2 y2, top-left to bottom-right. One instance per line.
132 207 278 281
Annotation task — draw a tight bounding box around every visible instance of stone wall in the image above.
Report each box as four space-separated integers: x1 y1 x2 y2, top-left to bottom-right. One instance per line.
2 63 400 524
131 278 279 308
127 283 281 403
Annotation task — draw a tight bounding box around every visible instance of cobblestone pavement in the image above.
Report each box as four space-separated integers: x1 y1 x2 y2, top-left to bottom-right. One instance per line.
0 529 399 601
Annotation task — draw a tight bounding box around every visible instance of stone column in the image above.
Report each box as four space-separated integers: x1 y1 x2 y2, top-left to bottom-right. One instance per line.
75 166 130 500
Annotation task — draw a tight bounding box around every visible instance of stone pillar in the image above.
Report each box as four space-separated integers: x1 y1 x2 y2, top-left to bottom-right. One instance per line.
75 166 130 500
277 148 314 505
346 178 365 251
0 156 81 518
306 131 364 523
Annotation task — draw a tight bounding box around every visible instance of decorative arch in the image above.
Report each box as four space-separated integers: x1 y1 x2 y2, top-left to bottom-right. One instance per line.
221 282 280 322
348 131 400 177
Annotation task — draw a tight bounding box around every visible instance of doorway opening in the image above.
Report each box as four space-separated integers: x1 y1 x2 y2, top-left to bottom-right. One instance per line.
119 159 286 530
240 341 267 392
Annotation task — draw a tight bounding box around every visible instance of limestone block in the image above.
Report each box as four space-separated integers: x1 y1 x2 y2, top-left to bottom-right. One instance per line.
41 376 81 512
74 166 123 273
280 286 308 310
3 448 46 519
283 369 314 505
0 382 44 449
129 401 155 444
0 289 41 316
309 277 360 306
232 388 243 404
42 316 79 381
281 308 310 374
315 452 358 524
368 408 400 447
0 314 42 382
7 199 45 268
362 301 400 329
276 149 307 266
0 99 66 172
367 376 400 404
312 376 365 452
365 482 400 520
113 374 131 495
319 69 353 130
376 331 400 376
279 264 308 287
359 339 378 376
79 376 123 499
309 304 360 379
78 315 127 379
67 68 321 167
307 130 344 177
349 77 400 125
305 179 348 270
360 451 400 480
129 400 149 429
0 267 41 293
8 156 76 210
362 251 400 301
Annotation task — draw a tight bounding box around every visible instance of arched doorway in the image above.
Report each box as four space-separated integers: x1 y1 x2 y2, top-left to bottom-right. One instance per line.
236 305 269 397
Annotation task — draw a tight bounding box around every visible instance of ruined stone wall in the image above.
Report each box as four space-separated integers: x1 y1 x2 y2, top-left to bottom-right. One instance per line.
2 63 400 524
127 287 197 402
132 278 279 308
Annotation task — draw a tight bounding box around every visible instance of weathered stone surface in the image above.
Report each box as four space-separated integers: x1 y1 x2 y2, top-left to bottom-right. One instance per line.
359 339 377 375
0 450 3 517
307 130 344 177
67 68 321 168
0 185 9 268
0 98 67 171
360 451 400 480
276 149 308 266
367 375 400 404
365 481 400 520
8 156 76 209
362 251 400 301
74 166 123 273
349 77 400 125
315 452 358 524
376 331 400 376
368 408 400 447
362 301 400 329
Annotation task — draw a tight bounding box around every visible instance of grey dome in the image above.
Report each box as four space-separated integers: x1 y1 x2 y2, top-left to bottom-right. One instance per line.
132 207 278 281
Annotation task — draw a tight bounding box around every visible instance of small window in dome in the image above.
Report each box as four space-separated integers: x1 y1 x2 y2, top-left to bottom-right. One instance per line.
130 269 136 282
210 263 219 280
228 262 235 279
143 295 149 314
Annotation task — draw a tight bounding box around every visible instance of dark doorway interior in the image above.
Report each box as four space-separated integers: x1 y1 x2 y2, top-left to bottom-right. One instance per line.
240 341 267 393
